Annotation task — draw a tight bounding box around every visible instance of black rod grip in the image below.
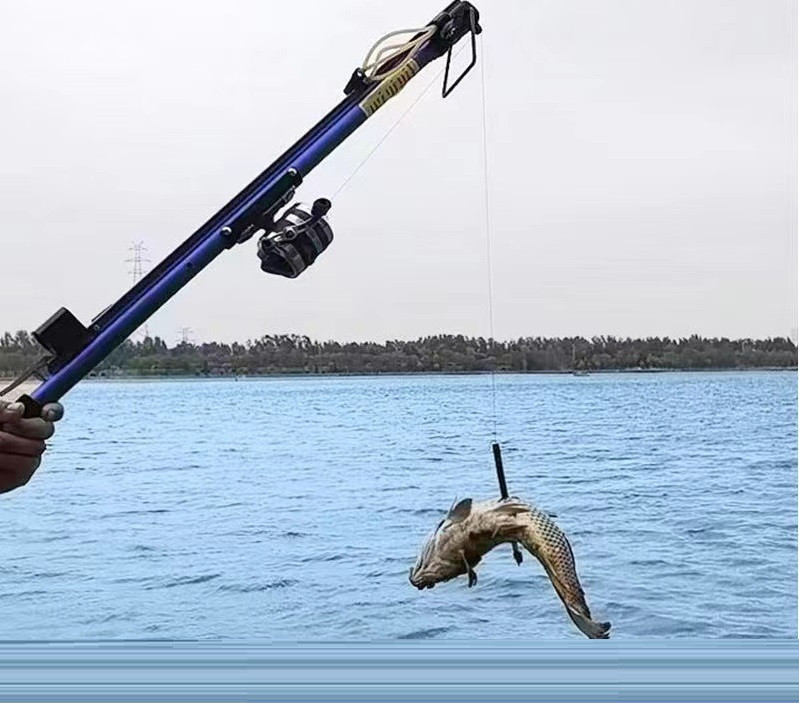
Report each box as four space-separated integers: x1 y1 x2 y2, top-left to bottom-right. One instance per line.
17 394 43 419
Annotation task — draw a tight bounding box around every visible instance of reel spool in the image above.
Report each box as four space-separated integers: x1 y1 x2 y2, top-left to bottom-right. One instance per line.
257 198 333 278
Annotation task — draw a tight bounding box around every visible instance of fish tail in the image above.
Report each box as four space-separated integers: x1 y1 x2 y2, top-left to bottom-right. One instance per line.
565 606 611 639
519 521 611 640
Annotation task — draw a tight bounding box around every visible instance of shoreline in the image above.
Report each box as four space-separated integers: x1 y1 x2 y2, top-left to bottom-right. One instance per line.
3 367 796 387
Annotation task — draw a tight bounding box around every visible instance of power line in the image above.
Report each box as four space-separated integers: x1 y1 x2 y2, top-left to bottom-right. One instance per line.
125 241 151 340
126 241 150 283
177 327 194 345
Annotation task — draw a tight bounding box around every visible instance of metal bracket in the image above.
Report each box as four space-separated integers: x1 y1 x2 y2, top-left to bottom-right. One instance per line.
1 306 91 395
220 168 303 247
0 355 52 399
442 6 478 98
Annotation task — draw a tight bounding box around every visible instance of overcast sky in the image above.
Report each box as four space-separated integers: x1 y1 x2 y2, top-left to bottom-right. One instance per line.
1 0 795 343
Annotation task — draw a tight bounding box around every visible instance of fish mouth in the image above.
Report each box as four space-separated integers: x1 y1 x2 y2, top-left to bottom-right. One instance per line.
408 567 435 590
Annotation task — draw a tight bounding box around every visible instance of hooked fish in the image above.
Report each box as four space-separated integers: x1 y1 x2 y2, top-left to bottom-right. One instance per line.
408 496 611 639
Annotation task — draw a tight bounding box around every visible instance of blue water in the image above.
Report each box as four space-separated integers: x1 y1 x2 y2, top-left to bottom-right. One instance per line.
1 371 796 640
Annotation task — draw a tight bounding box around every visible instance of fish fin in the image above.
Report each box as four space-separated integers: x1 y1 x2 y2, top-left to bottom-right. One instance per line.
564 606 611 640
447 498 472 522
499 497 555 520
491 499 531 516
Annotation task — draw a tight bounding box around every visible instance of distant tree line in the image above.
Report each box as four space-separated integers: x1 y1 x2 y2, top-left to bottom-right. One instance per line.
0 331 796 378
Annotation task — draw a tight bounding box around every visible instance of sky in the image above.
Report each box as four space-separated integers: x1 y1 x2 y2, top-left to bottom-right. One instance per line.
1 0 796 344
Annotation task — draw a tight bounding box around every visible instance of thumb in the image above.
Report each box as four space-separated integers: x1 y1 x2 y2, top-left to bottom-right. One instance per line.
0 399 24 424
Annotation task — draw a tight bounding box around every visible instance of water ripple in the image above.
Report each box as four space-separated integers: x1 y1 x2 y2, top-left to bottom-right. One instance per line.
217 580 298 593
0 371 795 640
145 574 221 590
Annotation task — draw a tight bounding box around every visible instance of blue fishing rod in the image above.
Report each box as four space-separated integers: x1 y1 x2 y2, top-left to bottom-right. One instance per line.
4 2 482 418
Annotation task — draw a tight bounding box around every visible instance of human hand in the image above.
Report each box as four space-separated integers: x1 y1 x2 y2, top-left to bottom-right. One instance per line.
0 399 64 495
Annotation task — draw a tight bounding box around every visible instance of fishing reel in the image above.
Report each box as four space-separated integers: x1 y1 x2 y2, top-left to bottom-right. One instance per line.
257 198 334 279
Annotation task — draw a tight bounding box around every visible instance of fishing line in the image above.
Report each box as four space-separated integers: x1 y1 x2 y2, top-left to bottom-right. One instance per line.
478 32 522 565
478 32 498 442
333 31 500 447
331 44 468 200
